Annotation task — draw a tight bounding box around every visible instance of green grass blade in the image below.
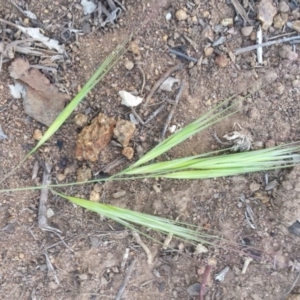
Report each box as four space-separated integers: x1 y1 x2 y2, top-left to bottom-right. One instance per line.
54 191 219 244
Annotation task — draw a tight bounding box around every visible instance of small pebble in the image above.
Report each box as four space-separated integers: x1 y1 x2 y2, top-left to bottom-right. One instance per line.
33 129 43 140
76 165 92 182
49 282 58 290
89 190 100 202
250 182 260 192
175 9 188 21
215 55 228 67
129 41 140 55
273 14 286 28
46 208 55 218
278 1 289 13
74 113 88 127
122 147 134 159
166 12 172 20
93 183 102 193
79 274 88 280
241 26 253 36
124 60 134 70
204 47 214 56
113 190 126 198
291 80 300 90
292 20 300 32
57 173 66 182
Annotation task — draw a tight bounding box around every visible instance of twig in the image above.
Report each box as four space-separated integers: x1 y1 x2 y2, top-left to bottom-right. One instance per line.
241 257 253 274
230 0 253 25
234 35 300 55
38 161 61 234
169 48 198 62
281 271 300 300
115 259 136 300
257 26 263 64
130 107 146 126
121 248 130 270
43 250 60 284
31 160 39 180
131 231 153 264
143 63 182 107
144 104 166 125
136 64 145 94
199 265 212 300
161 84 183 140
102 157 126 173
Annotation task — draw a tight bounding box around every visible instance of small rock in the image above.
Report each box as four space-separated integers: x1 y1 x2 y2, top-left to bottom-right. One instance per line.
124 60 134 70
75 113 116 162
257 0 277 30
74 113 88 127
122 147 134 159
221 18 233 26
265 180 278 191
175 9 188 21
57 173 66 182
33 129 42 140
90 190 100 202
165 12 172 21
194 244 208 254
114 120 136 147
215 55 228 68
187 283 202 296
275 82 285 94
273 14 286 28
129 41 140 55
292 20 300 32
278 1 289 13
93 183 103 193
64 163 77 176
204 47 214 56
281 180 293 191
76 165 92 182
241 26 253 36
113 190 126 198
49 282 58 290
160 77 180 92
288 222 300 237
250 182 260 192
119 91 143 107
292 80 300 89
278 45 298 61
79 274 88 280
153 184 161 193
162 35 168 42
100 276 108 286
46 208 55 218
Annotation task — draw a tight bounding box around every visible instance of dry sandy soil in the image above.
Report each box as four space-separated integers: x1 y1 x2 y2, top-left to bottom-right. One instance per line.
0 0 300 299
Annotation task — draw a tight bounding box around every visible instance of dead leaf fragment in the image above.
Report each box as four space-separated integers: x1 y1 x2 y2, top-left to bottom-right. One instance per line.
9 58 70 126
75 113 116 162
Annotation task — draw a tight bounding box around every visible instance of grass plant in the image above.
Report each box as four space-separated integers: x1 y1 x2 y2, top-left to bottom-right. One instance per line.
1 35 300 246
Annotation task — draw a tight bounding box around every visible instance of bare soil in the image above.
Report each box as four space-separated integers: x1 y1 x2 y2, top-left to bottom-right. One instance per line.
0 0 300 299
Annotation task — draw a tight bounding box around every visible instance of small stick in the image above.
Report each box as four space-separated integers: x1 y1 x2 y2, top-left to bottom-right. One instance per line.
234 35 300 55
115 259 136 300
38 161 61 234
143 63 182 107
231 0 253 25
43 250 60 285
257 26 263 64
31 160 39 180
131 231 153 264
144 104 166 125
130 107 146 126
121 248 130 270
136 64 145 94
281 271 300 300
161 84 183 140
169 48 198 62
102 157 126 173
199 265 212 300
241 257 253 274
